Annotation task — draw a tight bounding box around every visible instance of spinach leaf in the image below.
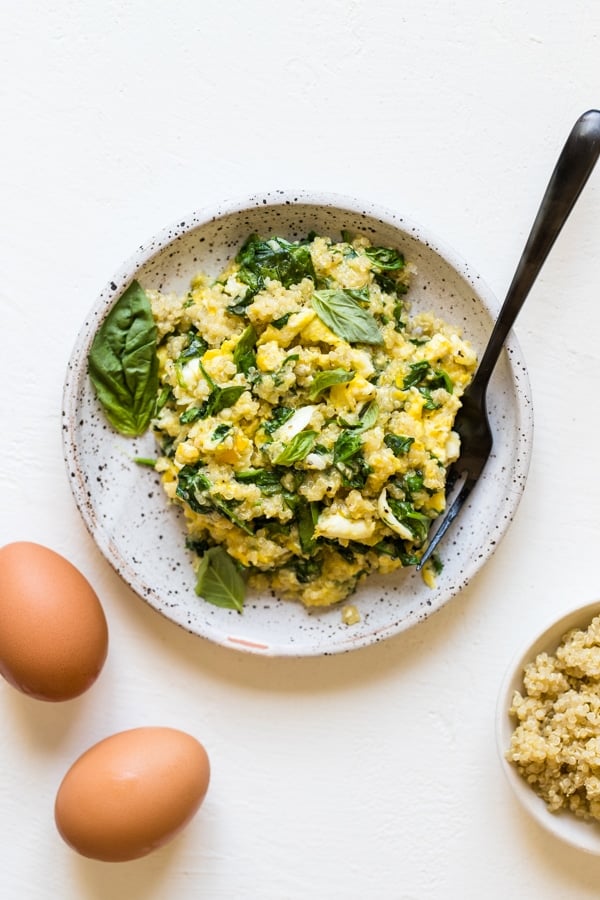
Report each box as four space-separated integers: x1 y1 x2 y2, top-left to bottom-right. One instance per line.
239 234 316 287
337 454 370 489
429 553 444 575
273 353 299 385
230 234 317 313
374 272 400 295
176 465 211 513
427 369 453 393
297 502 319 554
178 328 208 361
386 498 430 544
154 385 172 416
226 294 255 317
272 312 293 329
333 429 363 464
179 406 205 424
392 299 406 331
211 496 255 534
195 546 245 612
177 466 254 533
179 384 245 423
402 361 453 396
404 470 424 494
185 536 211 555
309 368 354 400
234 469 282 495
333 429 370 488
212 423 231 442
364 246 405 271
384 434 415 456
88 280 159 436
294 556 322 583
233 324 257 375
418 388 441 410
275 430 317 465
402 360 431 389
311 289 383 345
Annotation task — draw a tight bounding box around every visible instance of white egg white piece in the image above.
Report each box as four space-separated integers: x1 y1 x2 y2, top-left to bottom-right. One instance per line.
273 405 316 442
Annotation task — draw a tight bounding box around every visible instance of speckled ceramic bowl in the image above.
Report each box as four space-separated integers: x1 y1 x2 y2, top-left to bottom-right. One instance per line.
497 601 600 854
62 190 533 656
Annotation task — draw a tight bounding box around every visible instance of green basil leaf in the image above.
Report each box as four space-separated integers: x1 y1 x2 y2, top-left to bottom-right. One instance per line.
311 289 383 345
384 434 415 456
309 368 354 400
355 400 379 432
88 280 159 436
338 400 379 433
275 430 317 465
212 385 246 414
195 546 245 612
199 384 246 419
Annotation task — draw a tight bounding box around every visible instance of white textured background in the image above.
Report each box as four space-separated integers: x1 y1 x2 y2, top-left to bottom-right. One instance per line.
1 2 600 897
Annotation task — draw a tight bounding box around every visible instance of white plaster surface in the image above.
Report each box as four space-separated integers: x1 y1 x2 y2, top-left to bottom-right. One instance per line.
1 2 600 897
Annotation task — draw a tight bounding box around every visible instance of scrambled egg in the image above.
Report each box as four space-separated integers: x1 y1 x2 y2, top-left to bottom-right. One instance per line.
149 233 476 609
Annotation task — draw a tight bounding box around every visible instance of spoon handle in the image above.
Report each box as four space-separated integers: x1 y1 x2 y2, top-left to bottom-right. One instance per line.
473 109 600 390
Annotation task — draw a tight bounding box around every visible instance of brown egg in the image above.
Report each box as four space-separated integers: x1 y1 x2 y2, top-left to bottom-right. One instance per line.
0 541 108 701
55 727 210 862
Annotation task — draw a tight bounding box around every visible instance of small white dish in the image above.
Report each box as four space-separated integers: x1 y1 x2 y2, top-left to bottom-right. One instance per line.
496 601 600 854
62 190 533 656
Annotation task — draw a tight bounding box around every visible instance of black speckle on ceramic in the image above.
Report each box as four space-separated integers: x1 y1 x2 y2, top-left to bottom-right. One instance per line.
61 190 533 657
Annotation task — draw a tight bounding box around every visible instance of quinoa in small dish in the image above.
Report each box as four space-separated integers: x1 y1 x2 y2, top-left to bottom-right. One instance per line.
507 615 600 822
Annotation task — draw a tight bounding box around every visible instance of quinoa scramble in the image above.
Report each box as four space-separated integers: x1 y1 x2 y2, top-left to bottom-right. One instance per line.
507 615 600 822
138 231 477 611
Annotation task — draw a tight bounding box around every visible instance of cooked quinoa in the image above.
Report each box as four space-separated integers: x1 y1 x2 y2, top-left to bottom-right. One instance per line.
507 615 600 821
148 232 476 609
